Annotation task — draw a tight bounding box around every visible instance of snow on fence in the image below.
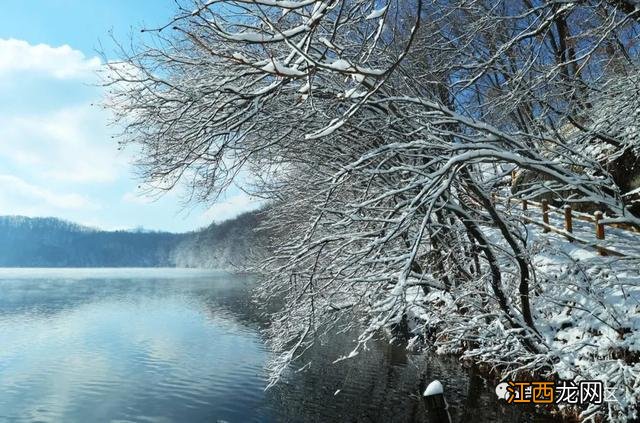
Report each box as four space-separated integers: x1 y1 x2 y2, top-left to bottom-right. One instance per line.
493 194 640 258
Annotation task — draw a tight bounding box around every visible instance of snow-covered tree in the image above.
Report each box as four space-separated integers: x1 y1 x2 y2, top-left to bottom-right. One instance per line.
106 1 640 420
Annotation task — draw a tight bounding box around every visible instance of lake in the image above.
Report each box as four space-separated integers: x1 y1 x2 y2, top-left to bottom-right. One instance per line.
0 268 542 422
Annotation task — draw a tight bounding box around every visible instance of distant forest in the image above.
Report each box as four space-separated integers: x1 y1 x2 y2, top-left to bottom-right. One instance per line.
0 212 260 268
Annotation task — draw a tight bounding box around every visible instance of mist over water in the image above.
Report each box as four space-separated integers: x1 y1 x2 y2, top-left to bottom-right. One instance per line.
0 270 272 422
0 269 527 422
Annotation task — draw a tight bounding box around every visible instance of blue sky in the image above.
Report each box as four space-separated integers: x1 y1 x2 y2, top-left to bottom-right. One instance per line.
0 1 259 232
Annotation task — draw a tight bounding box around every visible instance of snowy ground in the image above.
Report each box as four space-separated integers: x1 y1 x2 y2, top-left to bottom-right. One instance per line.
404 199 640 422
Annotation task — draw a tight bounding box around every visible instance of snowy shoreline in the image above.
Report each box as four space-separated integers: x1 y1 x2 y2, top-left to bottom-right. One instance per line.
399 227 640 422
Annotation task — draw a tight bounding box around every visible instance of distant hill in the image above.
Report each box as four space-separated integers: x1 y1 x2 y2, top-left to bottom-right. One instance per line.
0 212 261 268
171 211 261 269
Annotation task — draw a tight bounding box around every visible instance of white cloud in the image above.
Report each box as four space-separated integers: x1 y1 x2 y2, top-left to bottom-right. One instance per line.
0 106 128 184
0 38 101 79
0 38 212 231
0 174 99 214
0 39 125 224
200 192 262 223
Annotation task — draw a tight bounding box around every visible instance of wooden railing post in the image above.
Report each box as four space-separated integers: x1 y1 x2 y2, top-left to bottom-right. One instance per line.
422 380 452 423
564 205 573 241
542 199 550 232
594 211 607 256
594 211 605 239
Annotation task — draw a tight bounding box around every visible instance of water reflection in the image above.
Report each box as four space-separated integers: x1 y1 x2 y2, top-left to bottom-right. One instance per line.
0 269 561 422
267 331 544 423
0 269 274 422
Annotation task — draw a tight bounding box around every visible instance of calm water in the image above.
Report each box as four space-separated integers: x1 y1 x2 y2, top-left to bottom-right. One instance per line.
0 268 545 422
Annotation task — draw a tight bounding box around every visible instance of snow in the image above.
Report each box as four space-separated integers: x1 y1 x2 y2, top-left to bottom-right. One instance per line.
231 52 248 62
365 6 388 20
329 59 353 71
298 82 311 93
625 186 640 196
423 380 444 396
344 87 367 99
261 60 306 77
351 73 366 83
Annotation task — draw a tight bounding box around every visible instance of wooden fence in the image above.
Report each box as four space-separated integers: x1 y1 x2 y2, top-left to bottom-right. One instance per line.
493 195 639 257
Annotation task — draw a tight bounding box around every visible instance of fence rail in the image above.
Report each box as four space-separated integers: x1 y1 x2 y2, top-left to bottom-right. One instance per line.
493 194 639 257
